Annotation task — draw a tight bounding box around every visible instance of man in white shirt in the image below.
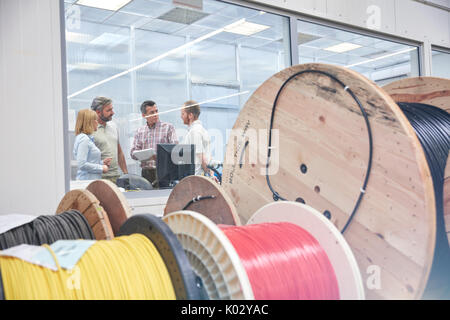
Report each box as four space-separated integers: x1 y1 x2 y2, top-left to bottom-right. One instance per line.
181 100 212 176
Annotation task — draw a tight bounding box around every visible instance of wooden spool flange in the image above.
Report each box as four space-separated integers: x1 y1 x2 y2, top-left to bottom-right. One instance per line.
383 76 450 246
56 189 114 240
164 175 241 225
221 63 436 300
86 179 132 236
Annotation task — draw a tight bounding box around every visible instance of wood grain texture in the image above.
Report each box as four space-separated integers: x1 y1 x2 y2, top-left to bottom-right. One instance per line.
56 189 114 240
221 63 436 299
383 76 450 247
383 77 450 112
164 175 241 225
86 180 132 236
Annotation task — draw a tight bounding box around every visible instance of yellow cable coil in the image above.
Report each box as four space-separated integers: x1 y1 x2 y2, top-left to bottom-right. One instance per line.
0 234 176 300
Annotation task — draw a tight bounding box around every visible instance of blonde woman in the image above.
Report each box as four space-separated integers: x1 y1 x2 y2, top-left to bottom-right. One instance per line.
73 109 111 180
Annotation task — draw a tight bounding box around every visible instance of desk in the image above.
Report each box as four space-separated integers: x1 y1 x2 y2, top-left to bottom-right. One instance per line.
123 189 172 217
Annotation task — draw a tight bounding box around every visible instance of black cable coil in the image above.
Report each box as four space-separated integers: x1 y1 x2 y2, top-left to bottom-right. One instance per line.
398 102 450 300
266 69 373 234
0 210 95 250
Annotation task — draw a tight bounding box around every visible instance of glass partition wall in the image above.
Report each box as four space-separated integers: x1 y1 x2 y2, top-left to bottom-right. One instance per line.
64 0 424 183
297 19 420 86
432 48 450 78
64 0 291 179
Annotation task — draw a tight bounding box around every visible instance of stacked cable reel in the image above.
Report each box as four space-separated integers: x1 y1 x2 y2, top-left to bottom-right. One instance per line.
164 175 241 225
0 179 205 300
162 201 365 300
383 76 449 246
383 76 450 299
56 179 132 239
0 210 96 299
0 214 204 299
220 63 449 299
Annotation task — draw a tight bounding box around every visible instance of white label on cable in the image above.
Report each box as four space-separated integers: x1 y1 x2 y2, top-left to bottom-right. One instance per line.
0 244 57 270
50 240 96 270
0 214 38 234
0 240 96 271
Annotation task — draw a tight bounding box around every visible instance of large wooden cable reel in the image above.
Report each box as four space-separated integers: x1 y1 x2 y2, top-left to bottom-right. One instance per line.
221 63 437 299
383 76 450 246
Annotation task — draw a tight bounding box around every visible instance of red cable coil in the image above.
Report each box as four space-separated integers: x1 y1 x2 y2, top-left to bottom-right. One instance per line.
219 222 340 300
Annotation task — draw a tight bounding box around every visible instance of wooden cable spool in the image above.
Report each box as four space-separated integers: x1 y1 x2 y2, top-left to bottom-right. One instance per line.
221 63 437 299
56 189 114 240
383 76 450 246
164 175 241 225
86 179 132 236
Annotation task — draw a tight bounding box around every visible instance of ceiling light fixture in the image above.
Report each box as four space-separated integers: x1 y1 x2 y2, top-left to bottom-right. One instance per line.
324 42 362 53
346 47 416 68
76 0 132 11
68 19 247 99
224 21 269 36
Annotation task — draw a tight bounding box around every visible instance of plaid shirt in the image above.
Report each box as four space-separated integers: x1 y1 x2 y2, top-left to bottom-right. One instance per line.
130 121 178 169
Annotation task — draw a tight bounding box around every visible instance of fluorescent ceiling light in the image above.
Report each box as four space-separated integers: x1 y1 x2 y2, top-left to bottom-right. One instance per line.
90 33 128 46
324 42 361 53
346 47 416 68
76 0 132 11
130 91 250 122
224 21 270 36
68 19 246 99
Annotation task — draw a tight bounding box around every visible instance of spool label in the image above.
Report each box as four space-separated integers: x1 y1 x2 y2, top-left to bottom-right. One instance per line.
0 240 95 271
0 214 37 234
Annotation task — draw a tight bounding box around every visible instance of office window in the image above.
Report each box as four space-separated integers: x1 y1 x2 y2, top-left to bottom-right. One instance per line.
64 0 291 180
297 20 420 86
432 49 450 78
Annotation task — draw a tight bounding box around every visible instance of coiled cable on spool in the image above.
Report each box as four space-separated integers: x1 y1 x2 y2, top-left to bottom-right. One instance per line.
397 102 450 299
266 70 373 234
0 234 176 300
219 222 340 300
0 210 95 250
182 195 216 210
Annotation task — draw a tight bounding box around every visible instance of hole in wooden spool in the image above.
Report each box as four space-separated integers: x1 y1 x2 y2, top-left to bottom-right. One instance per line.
300 164 307 174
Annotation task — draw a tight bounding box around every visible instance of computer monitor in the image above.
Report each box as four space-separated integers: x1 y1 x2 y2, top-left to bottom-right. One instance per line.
157 144 195 188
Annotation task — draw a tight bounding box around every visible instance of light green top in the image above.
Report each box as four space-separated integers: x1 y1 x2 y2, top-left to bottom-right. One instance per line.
92 121 120 179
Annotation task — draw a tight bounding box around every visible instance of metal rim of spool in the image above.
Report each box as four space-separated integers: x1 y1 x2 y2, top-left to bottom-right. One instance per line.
164 175 242 225
221 63 437 299
162 210 254 300
55 188 114 240
118 213 204 300
86 179 132 236
382 76 450 247
247 201 365 300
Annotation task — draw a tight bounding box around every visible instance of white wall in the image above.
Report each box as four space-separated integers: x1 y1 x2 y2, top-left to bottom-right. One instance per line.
0 0 67 215
244 0 450 48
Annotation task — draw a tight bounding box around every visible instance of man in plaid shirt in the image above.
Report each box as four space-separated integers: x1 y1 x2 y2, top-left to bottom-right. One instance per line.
130 100 178 187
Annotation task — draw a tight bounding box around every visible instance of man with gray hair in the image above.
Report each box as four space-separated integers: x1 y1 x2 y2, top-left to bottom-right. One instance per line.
90 96 128 183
